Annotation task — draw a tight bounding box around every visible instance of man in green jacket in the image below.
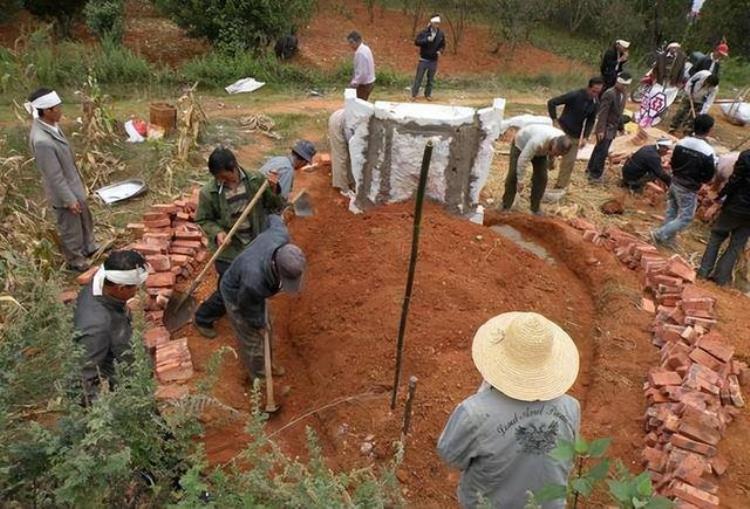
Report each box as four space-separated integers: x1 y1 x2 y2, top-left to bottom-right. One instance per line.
194 147 284 338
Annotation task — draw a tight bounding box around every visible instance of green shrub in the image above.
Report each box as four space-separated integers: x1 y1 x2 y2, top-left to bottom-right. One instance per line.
91 38 154 84
23 0 88 38
154 0 315 54
85 0 126 44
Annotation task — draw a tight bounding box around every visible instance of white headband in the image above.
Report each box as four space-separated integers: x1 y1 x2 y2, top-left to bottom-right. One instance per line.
23 91 61 118
617 76 632 85
430 16 441 23
92 264 149 296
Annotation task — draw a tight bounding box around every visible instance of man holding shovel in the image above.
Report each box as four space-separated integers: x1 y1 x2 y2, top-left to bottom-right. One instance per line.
220 214 306 389
669 71 719 136
546 77 603 195
193 147 284 338
259 140 317 200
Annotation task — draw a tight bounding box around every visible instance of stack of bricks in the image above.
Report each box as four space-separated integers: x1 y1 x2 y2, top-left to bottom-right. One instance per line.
76 187 208 400
695 186 722 224
569 219 748 507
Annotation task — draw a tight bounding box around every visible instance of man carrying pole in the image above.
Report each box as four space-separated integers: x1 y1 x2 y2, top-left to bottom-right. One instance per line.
193 147 284 338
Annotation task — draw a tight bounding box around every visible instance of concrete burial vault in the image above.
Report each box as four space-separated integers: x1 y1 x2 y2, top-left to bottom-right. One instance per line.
344 89 505 216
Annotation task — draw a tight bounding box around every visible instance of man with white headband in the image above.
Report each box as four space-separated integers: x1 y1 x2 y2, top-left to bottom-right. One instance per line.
600 39 630 91
73 250 149 403
621 138 673 192
411 14 445 101
27 87 98 272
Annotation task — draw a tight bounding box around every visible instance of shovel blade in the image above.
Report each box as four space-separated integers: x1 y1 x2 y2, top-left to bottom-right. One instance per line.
292 191 314 217
163 291 198 332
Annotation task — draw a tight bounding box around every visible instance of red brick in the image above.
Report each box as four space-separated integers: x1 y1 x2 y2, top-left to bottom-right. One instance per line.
176 211 191 221
195 249 209 263
151 203 180 215
143 232 172 242
678 420 721 446
172 239 202 250
709 455 728 476
649 369 682 387
143 327 170 350
143 217 172 229
145 310 164 325
58 289 78 304
146 254 171 272
684 316 717 329
76 266 99 285
666 255 697 283
671 480 719 508
131 242 167 255
171 246 197 256
145 287 173 298
641 447 667 472
688 348 723 372
126 223 145 236
669 433 716 458
143 212 170 222
697 337 734 363
174 230 203 241
728 375 744 407
146 272 176 288
155 337 194 383
675 453 711 484
170 254 190 267
641 298 656 314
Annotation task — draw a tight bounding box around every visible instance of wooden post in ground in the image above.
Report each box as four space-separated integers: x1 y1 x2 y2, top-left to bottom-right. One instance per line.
390 142 433 410
401 376 418 444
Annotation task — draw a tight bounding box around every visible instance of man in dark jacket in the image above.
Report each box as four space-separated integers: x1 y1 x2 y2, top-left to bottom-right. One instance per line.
652 114 717 246
586 72 631 182
220 215 306 380
689 42 728 80
411 14 446 101
698 149 750 285
193 148 284 338
547 77 603 190
600 39 630 90
74 250 148 403
621 138 673 191
653 42 687 88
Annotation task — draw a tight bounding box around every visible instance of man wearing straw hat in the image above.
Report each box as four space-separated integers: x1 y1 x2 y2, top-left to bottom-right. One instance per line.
27 87 98 272
73 249 149 403
438 312 580 509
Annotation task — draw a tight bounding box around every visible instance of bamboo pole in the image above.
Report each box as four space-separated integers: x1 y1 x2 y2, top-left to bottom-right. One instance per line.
390 142 433 410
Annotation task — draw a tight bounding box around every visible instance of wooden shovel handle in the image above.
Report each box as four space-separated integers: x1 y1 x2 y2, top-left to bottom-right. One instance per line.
180 179 270 301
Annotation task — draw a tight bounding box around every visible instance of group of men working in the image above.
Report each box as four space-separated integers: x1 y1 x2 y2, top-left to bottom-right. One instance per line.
347 14 446 103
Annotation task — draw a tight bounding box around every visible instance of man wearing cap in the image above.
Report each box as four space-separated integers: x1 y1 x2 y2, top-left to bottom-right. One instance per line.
689 43 728 80
501 125 572 216
27 87 98 272
621 139 673 192
73 249 149 402
600 40 630 90
411 14 446 101
698 149 750 285
347 31 376 101
669 71 719 135
652 114 717 247
194 147 284 339
259 140 317 201
586 72 632 183
437 312 581 509
220 214 306 381
546 77 603 192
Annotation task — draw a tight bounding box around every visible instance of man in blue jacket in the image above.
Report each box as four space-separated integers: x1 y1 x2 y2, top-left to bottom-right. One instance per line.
220 215 306 381
411 14 446 101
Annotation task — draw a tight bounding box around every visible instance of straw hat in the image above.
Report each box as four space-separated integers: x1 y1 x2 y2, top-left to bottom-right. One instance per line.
471 312 580 402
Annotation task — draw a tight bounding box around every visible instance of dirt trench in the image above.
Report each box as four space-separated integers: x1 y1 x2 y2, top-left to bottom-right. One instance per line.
181 166 666 507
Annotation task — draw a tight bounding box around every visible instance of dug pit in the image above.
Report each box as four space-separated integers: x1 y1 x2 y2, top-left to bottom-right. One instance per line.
183 168 664 506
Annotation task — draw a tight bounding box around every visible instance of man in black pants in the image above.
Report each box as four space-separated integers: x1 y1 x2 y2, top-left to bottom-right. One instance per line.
193 148 284 338
411 14 445 101
621 138 673 192
586 72 631 183
698 149 750 285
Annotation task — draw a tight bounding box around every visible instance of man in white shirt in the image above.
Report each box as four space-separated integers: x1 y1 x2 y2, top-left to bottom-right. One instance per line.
502 125 572 215
669 71 719 135
347 31 376 101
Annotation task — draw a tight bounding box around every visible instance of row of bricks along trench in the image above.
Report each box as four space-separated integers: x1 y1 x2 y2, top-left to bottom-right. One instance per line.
570 217 748 509
71 188 206 400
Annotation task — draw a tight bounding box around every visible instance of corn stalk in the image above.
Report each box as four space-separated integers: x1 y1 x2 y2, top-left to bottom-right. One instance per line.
175 82 207 164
